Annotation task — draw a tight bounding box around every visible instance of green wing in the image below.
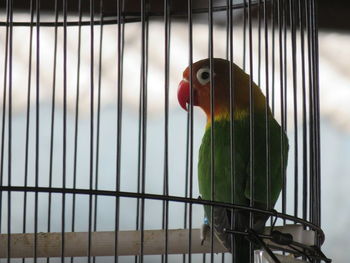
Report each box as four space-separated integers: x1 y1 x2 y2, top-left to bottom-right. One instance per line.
244 114 289 207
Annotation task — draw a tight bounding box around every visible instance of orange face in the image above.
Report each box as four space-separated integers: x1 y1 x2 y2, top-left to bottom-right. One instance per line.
177 58 268 120
177 58 231 118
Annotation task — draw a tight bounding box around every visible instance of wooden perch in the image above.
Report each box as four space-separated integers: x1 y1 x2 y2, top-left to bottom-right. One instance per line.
0 225 315 258
0 229 227 258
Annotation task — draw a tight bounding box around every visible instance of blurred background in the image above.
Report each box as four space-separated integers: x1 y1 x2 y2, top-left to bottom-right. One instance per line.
0 0 348 262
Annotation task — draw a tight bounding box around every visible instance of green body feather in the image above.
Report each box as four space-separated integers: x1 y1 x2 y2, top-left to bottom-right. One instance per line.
198 112 289 254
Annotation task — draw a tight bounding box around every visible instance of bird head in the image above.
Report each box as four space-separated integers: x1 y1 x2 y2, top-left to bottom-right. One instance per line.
177 58 267 122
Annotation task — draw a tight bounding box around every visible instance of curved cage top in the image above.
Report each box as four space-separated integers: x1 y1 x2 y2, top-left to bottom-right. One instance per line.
0 0 261 26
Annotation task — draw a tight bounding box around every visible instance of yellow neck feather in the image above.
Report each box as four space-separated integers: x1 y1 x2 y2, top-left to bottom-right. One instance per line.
205 108 249 129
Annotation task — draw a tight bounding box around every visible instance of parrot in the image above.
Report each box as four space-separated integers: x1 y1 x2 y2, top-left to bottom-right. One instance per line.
177 58 289 261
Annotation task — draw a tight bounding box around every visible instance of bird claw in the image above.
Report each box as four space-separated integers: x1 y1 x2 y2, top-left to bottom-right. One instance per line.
198 197 210 245
200 217 210 246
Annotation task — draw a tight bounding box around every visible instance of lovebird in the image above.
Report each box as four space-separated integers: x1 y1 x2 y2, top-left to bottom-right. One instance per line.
177 58 289 261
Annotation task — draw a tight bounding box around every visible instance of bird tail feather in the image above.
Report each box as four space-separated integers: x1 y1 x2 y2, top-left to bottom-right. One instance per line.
206 206 267 263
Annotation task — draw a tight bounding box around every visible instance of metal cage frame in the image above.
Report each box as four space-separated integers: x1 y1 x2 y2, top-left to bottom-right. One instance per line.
0 0 329 262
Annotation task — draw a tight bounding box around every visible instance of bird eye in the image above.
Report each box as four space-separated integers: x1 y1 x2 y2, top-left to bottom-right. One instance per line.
196 67 211 85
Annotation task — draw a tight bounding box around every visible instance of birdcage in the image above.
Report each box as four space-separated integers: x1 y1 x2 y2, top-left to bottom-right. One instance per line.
0 0 330 262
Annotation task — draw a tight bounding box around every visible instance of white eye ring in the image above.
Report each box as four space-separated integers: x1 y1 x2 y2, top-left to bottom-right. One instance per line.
196 67 211 85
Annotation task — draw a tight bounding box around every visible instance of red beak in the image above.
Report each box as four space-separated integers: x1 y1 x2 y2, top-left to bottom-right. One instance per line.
177 80 190 111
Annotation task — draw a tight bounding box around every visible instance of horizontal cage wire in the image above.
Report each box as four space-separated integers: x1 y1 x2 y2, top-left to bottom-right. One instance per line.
0 0 330 263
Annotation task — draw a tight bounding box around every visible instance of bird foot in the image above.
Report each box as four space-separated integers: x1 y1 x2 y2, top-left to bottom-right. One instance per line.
200 217 210 246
